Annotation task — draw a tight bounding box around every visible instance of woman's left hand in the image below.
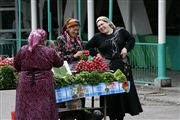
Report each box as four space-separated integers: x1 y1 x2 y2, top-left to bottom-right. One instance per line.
120 48 127 58
74 51 83 58
49 41 56 48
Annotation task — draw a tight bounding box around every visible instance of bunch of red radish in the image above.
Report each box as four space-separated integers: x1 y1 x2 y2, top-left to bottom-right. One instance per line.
75 55 109 72
80 50 90 60
0 57 14 66
82 50 89 58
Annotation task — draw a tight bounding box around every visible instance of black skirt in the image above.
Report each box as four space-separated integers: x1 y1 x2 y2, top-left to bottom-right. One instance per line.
100 58 143 118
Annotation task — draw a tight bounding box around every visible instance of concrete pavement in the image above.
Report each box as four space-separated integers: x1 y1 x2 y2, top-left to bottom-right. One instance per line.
1 85 179 120
0 90 16 120
0 70 180 120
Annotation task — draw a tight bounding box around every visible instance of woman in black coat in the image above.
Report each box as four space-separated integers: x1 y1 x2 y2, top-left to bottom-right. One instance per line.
86 16 143 120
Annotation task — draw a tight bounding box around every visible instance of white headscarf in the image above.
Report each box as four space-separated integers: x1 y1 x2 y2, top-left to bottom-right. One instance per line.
96 16 116 29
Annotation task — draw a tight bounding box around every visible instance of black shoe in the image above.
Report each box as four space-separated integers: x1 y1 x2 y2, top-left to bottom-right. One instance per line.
92 110 104 120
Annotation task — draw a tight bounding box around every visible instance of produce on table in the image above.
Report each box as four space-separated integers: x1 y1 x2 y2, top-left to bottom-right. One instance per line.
0 56 14 66
0 65 17 90
54 50 128 91
54 70 126 88
0 56 17 90
113 69 127 82
75 56 109 72
122 80 129 92
80 50 90 60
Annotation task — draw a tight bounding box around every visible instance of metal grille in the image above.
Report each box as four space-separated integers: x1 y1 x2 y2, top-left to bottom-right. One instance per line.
129 43 158 84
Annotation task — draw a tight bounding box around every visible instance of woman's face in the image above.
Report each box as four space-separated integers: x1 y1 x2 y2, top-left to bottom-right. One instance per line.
67 25 80 38
97 20 111 34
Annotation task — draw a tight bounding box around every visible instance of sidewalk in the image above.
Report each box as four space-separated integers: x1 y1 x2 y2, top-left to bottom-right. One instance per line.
0 70 179 120
136 70 180 105
136 85 180 105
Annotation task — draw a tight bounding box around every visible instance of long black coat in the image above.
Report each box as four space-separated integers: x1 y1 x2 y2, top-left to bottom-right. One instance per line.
86 27 143 118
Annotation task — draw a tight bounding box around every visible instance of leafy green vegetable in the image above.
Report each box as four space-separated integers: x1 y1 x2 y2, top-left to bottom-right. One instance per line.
113 69 127 82
54 74 76 88
0 65 17 90
101 72 116 85
53 66 67 77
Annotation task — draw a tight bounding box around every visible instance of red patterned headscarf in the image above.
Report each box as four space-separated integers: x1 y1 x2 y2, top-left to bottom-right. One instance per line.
28 29 47 52
61 18 82 49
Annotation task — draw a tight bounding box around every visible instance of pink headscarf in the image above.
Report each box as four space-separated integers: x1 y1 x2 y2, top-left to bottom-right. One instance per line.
27 29 47 52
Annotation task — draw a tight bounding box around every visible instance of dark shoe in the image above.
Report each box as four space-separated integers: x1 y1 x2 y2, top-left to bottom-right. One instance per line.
92 110 104 120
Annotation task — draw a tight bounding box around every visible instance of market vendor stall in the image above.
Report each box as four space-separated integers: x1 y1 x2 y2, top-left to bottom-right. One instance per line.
54 70 130 120
54 52 130 120
55 80 130 103
0 56 17 90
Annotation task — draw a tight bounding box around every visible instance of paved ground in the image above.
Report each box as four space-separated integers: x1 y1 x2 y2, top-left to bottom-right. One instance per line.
0 70 180 120
124 87 180 120
124 106 180 120
0 90 16 120
1 87 179 120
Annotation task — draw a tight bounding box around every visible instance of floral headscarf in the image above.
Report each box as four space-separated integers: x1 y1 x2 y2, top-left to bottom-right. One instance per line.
61 18 82 49
28 29 47 52
96 16 116 29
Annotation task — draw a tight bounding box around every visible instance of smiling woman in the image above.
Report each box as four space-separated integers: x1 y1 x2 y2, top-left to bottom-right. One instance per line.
54 18 83 67
86 16 143 120
52 18 87 120
96 16 115 35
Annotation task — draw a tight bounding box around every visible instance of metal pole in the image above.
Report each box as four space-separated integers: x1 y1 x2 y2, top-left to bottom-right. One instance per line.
57 0 62 36
31 0 37 30
127 0 132 33
47 0 52 40
155 0 171 87
78 0 82 39
39 0 43 28
104 96 107 120
87 0 94 40
74 0 78 19
158 0 166 76
17 0 21 52
109 0 113 21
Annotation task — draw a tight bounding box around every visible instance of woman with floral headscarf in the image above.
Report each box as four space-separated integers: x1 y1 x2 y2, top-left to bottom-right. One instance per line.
53 18 87 120
14 29 64 120
54 18 84 69
86 16 143 120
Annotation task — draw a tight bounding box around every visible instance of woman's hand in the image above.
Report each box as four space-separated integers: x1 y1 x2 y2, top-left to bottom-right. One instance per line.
120 48 127 58
97 53 102 57
74 51 83 58
49 41 56 48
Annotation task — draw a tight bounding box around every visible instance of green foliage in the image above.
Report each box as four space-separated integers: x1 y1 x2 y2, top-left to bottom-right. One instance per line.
87 71 104 85
54 74 76 88
54 69 127 88
53 66 67 77
75 71 91 85
75 71 104 85
0 65 18 90
113 69 127 82
101 72 116 85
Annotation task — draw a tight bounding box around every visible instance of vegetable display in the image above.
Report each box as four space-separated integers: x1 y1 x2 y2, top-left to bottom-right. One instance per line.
75 51 109 72
0 65 17 90
54 50 128 88
54 69 127 88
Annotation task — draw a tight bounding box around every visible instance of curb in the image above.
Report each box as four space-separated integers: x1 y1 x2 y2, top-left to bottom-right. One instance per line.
138 94 180 105
137 88 180 105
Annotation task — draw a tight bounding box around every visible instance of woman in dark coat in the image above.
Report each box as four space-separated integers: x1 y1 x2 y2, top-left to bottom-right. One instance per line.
14 29 64 120
86 16 143 120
